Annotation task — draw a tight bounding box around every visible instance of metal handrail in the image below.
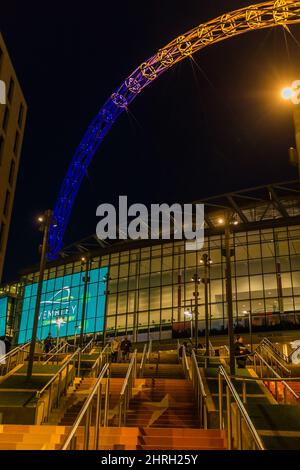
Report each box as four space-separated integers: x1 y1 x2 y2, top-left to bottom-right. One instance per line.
139 344 147 378
209 340 215 357
146 339 152 362
257 340 291 376
260 338 289 363
118 350 137 426
36 348 81 423
181 345 190 379
81 338 94 353
191 350 207 428
61 363 110 450
253 351 299 402
90 343 110 377
43 342 69 365
218 365 265 450
0 341 31 376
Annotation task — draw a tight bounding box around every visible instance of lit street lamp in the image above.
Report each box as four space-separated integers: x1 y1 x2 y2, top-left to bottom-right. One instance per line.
56 317 66 347
281 81 300 179
27 210 56 380
200 253 213 358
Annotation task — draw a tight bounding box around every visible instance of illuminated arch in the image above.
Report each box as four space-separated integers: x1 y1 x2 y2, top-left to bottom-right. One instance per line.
48 0 300 259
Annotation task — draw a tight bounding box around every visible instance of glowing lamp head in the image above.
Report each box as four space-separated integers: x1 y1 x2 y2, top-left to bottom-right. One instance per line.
38 216 44 223
281 87 293 101
218 218 224 225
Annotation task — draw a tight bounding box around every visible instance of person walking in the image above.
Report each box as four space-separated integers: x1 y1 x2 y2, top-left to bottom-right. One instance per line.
110 337 120 363
120 336 132 362
44 333 53 354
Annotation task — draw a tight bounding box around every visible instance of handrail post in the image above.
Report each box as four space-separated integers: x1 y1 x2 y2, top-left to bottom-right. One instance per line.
94 383 102 450
84 406 92 450
242 381 247 404
104 369 110 426
226 385 232 450
218 373 223 429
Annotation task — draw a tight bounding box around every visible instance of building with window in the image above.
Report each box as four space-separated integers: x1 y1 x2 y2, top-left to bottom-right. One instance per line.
0 32 27 281
0 181 299 343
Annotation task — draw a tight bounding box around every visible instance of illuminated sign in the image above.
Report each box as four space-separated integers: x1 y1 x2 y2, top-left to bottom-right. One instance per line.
0 297 8 337
18 266 108 344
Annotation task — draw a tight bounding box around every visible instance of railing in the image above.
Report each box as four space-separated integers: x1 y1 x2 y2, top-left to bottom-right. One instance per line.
36 348 81 423
259 338 289 363
218 365 265 450
139 344 147 378
0 341 31 376
43 342 69 365
181 345 190 379
90 343 110 378
253 351 299 403
146 339 152 362
61 363 110 450
118 350 137 426
209 340 215 357
81 338 94 353
191 350 207 428
256 340 291 377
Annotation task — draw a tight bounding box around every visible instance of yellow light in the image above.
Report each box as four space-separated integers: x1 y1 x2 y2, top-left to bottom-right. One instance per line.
38 216 44 223
218 218 224 225
281 87 293 101
233 220 239 225
81 257 86 262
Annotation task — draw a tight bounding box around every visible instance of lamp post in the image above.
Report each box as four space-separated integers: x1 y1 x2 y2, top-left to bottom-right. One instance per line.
183 299 193 340
200 253 212 358
56 317 66 348
219 211 236 376
79 256 92 348
281 81 300 179
27 209 55 380
102 273 111 347
191 273 201 348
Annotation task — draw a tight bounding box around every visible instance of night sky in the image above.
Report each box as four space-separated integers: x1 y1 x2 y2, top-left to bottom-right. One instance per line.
1 0 300 282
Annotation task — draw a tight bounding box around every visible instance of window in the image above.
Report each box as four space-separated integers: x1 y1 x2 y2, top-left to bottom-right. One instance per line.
2 106 9 131
8 159 15 186
13 131 19 156
7 78 14 103
3 190 10 217
0 136 4 165
18 103 24 128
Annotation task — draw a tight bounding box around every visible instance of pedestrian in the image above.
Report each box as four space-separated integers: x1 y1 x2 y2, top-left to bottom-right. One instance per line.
120 336 132 362
234 336 250 368
110 337 120 363
44 333 53 354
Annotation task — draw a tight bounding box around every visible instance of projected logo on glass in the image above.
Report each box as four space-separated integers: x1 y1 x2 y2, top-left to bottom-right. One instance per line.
39 287 77 326
18 266 108 344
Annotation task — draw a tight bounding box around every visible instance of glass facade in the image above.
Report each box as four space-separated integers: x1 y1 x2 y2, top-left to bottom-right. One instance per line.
11 224 300 343
17 266 108 344
0 296 8 337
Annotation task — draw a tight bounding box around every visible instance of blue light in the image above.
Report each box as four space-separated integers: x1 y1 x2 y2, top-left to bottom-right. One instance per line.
0 297 8 337
18 266 108 344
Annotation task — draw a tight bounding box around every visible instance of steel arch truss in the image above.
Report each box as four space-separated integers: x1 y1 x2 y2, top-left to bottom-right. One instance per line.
48 0 300 259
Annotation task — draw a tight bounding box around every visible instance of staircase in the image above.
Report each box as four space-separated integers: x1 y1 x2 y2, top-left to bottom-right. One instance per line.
137 428 226 450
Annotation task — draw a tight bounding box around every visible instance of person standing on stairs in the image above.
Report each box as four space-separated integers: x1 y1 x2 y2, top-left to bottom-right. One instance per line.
120 336 132 362
234 336 250 368
111 336 121 363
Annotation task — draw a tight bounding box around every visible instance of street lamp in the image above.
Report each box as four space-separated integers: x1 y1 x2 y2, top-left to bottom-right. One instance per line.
191 273 201 348
27 209 56 380
280 80 300 179
200 253 212 358
56 317 66 347
79 256 93 348
102 273 111 346
219 210 236 376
